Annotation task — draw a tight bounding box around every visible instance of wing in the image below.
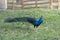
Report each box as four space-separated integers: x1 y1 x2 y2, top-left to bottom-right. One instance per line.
27 17 36 24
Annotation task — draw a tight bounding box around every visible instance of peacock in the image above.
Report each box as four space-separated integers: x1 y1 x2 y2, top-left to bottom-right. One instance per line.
4 16 43 28
27 16 43 28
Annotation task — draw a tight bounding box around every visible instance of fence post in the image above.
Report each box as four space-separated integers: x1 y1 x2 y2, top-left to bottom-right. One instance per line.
35 0 38 8
50 0 53 9
12 0 14 10
58 0 60 9
0 0 7 9
21 0 24 9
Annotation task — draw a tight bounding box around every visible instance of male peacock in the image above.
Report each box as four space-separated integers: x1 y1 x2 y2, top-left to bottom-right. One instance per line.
4 16 43 28
27 16 43 28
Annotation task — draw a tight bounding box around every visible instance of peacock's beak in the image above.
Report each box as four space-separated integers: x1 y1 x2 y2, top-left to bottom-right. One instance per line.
41 16 43 18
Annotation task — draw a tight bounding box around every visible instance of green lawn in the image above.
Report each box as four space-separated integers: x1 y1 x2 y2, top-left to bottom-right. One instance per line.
0 8 60 40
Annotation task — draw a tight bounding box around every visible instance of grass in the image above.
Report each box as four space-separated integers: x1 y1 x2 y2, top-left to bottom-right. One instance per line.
0 8 60 40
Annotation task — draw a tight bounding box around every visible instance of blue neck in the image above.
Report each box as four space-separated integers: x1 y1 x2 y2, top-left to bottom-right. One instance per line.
36 17 42 22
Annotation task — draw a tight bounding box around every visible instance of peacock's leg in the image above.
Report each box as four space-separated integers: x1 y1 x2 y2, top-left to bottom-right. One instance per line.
33 25 36 31
36 26 38 28
33 26 38 32
34 25 35 28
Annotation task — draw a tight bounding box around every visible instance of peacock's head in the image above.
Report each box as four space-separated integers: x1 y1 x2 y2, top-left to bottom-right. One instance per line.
40 16 43 18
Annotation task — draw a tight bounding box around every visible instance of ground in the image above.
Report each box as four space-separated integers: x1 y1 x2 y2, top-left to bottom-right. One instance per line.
0 8 60 40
